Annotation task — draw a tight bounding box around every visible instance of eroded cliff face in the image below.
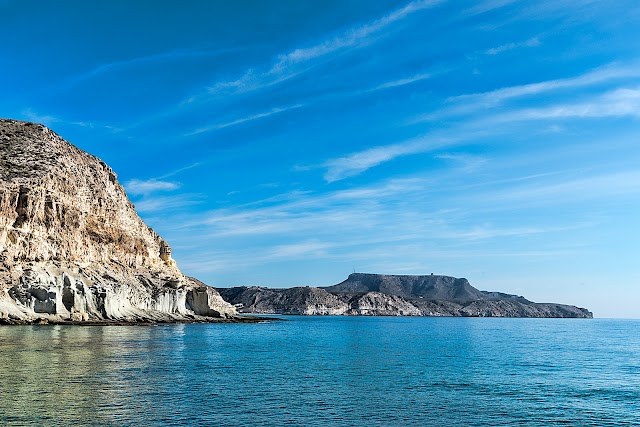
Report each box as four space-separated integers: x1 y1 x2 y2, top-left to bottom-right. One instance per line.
0 119 235 324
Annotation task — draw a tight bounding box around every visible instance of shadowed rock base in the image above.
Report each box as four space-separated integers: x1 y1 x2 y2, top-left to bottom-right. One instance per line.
0 270 242 325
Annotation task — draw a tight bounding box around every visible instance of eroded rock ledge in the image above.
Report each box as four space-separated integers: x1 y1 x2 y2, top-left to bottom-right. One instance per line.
0 119 237 324
217 273 593 318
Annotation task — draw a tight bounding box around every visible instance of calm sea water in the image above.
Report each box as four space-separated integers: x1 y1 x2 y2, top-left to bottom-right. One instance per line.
0 317 638 426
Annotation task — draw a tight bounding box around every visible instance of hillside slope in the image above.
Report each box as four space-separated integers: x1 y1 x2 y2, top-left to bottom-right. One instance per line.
0 119 235 324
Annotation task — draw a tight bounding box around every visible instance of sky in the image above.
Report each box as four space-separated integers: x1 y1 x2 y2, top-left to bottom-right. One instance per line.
1 0 639 318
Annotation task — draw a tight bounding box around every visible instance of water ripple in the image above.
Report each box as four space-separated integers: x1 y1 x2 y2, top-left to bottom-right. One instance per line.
0 318 638 426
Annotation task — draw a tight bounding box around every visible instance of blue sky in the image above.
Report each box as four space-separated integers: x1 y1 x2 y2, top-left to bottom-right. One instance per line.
2 0 639 317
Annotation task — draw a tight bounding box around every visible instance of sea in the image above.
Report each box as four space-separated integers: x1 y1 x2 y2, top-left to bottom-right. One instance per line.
0 316 638 426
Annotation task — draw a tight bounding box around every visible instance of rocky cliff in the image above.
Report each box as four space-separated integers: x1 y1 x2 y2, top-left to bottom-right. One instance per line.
218 273 593 318
0 119 236 324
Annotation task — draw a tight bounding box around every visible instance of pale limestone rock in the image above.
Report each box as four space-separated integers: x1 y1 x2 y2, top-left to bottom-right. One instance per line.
345 291 422 316
0 119 235 323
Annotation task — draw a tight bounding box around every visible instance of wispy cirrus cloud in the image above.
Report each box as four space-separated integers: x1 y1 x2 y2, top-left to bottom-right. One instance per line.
150 1 445 134
124 178 205 214
124 178 180 196
185 67 433 137
134 194 204 213
488 86 640 123
21 108 119 131
161 165 617 280
157 162 203 180
63 47 236 88
321 130 495 183
476 170 640 206
185 103 304 136
179 178 427 236
267 240 333 259
367 72 432 92
484 36 540 55
321 64 640 182
322 136 449 182
180 240 337 271
22 109 59 126
194 0 444 99
124 171 211 213
434 223 593 241
435 153 488 172
450 62 640 106
463 0 517 16
409 62 640 125
193 69 434 135
271 0 442 68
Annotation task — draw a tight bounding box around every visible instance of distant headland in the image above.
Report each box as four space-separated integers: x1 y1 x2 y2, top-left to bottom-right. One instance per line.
217 273 593 318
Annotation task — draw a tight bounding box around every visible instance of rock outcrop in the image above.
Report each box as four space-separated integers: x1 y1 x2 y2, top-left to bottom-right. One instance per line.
218 286 349 315
218 273 593 318
0 119 236 324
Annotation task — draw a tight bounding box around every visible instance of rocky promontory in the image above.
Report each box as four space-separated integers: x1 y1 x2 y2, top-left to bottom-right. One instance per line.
217 273 593 318
0 119 236 324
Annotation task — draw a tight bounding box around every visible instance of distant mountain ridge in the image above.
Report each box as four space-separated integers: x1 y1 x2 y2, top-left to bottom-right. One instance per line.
325 273 532 303
217 273 592 318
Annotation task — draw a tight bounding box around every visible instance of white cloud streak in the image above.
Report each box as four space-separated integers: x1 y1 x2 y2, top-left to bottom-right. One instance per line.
65 48 235 88
159 164 634 279
201 167 637 244
490 87 640 122
202 0 444 97
21 108 118 131
449 63 640 107
273 0 442 68
134 194 204 213
186 104 304 136
179 178 427 236
22 109 58 126
463 0 517 16
481 170 640 204
433 223 593 241
321 64 640 183
368 73 432 91
323 136 452 182
157 162 203 179
124 178 205 214
484 37 540 55
124 179 180 196
435 153 488 172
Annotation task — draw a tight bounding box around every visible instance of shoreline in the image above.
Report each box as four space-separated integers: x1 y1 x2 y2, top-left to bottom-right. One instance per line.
0 315 280 326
